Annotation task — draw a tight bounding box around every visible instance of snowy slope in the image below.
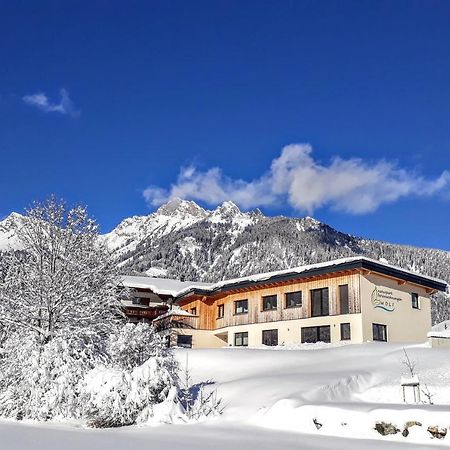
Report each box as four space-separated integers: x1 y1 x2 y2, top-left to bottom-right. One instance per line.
1 343 450 449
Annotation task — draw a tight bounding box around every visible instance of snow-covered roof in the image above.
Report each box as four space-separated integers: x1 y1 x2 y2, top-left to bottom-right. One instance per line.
175 256 448 298
119 275 213 297
153 308 198 321
428 320 450 339
120 256 448 300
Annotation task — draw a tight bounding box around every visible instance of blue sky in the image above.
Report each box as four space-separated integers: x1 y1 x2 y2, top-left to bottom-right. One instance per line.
1 1 450 249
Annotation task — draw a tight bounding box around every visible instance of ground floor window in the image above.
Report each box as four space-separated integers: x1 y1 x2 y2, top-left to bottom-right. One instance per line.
301 325 331 343
372 323 387 342
262 329 278 346
234 332 248 347
177 334 193 348
340 323 351 341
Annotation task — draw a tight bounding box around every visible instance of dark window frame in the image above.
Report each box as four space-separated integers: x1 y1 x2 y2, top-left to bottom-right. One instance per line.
340 323 351 341
234 299 249 315
177 334 193 348
411 293 420 310
190 307 197 316
217 304 224 319
234 331 248 347
310 287 330 317
262 329 278 346
301 325 331 343
339 284 349 315
372 323 387 342
285 291 302 308
262 294 278 311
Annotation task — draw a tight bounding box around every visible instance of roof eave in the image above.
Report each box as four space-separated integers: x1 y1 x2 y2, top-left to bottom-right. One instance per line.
175 258 447 300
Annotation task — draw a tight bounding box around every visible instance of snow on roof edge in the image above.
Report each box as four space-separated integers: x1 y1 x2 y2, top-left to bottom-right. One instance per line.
120 256 448 299
175 256 448 298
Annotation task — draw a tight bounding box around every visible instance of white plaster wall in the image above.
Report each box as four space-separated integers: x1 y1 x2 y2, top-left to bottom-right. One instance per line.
360 273 431 343
218 313 363 347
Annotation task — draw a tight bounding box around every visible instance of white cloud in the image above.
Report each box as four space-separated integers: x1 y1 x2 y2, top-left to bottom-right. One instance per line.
22 88 79 117
143 144 450 214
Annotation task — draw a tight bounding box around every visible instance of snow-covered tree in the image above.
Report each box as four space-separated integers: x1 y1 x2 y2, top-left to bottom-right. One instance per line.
0 197 123 420
0 196 123 345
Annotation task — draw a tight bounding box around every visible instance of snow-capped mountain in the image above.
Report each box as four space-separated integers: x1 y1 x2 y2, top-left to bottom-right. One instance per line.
0 213 25 251
104 198 449 281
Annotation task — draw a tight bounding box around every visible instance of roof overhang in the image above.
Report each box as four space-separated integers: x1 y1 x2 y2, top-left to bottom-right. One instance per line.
175 258 447 301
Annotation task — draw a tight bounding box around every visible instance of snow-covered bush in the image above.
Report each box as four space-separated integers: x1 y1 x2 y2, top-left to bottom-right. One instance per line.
0 329 107 420
82 357 180 427
108 322 177 372
82 323 180 427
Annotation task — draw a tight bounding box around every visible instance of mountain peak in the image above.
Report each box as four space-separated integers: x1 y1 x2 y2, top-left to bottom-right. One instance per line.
156 198 207 218
215 201 241 215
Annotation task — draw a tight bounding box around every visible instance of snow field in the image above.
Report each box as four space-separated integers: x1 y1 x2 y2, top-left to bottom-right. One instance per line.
1 342 450 449
176 343 450 445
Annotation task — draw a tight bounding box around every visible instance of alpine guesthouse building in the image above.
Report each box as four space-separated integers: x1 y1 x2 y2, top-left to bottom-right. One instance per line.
120 257 447 348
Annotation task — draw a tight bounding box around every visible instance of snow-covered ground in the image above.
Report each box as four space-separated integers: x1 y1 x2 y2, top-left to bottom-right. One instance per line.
2 342 450 449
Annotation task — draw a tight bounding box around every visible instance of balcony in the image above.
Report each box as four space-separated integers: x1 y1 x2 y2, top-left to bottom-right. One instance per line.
153 309 199 332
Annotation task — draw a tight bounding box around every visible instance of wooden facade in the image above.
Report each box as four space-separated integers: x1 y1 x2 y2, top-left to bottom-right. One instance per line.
177 270 361 331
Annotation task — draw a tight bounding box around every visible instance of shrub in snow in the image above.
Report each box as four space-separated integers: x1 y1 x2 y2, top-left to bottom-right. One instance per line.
82 357 180 428
177 356 224 422
83 323 180 428
108 322 177 373
0 329 107 420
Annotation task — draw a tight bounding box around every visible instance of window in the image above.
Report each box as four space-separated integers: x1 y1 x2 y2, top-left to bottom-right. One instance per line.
339 284 349 314
301 326 331 343
262 295 277 311
373 323 387 342
234 332 248 347
340 323 351 341
262 329 278 346
411 293 420 309
177 334 192 348
311 288 329 317
217 304 224 318
132 297 141 305
235 299 248 314
190 307 197 315
286 291 302 308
